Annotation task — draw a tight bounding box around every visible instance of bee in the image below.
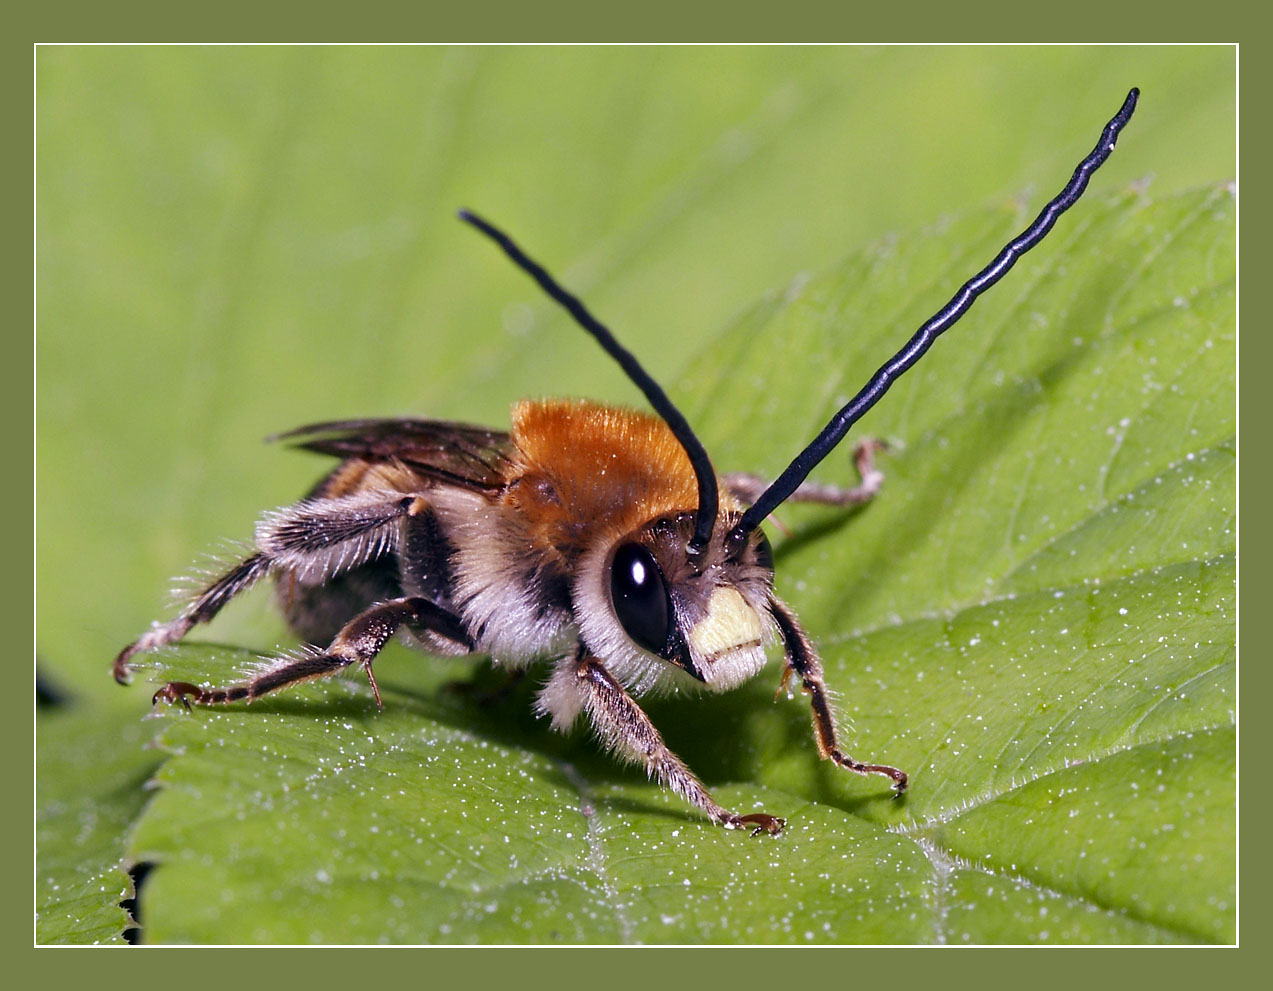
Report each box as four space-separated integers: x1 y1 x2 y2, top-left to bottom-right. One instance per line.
113 90 1139 836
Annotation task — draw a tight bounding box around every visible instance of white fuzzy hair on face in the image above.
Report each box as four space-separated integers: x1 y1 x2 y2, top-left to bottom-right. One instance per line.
568 531 777 700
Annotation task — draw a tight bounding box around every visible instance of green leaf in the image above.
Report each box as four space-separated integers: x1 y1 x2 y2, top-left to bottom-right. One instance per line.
120 186 1231 945
37 50 1234 944
128 660 938 944
36 701 164 944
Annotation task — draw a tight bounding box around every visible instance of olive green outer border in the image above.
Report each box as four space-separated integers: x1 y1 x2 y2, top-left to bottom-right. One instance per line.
16 0 1250 984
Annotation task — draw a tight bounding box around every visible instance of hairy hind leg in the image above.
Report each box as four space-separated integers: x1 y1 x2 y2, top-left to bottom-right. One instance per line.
113 492 424 683
154 596 473 710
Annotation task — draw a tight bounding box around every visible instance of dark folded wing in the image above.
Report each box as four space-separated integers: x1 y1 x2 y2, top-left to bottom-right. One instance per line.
274 418 518 493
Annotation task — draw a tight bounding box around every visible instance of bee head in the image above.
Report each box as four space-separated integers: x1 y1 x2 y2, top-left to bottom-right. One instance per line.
574 512 776 694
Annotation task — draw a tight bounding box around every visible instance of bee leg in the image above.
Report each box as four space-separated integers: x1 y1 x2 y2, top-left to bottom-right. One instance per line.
152 596 473 710
723 438 885 509
769 596 908 795
113 493 422 684
540 650 785 836
113 552 271 684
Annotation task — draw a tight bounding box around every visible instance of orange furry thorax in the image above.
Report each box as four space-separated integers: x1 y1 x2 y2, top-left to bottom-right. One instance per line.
506 399 729 549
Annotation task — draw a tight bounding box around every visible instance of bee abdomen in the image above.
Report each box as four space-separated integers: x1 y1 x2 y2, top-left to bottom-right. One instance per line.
277 558 405 647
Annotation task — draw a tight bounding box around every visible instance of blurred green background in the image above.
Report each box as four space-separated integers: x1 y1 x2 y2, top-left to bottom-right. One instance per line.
37 47 1233 695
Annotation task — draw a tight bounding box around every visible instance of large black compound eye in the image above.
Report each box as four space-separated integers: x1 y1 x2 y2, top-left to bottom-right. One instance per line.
609 543 672 655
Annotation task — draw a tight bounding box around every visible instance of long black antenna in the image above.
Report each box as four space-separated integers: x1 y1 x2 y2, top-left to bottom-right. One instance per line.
458 210 720 555
727 87 1140 553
